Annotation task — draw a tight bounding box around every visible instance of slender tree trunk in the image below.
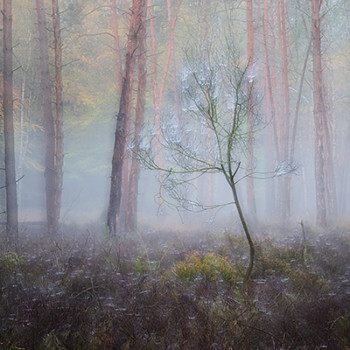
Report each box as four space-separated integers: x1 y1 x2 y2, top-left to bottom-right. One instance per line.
311 0 327 227
246 0 257 219
17 78 25 203
263 0 278 219
276 0 289 221
36 0 56 234
322 84 337 220
339 117 350 215
149 0 182 166
52 0 64 231
3 0 18 242
107 0 144 236
125 0 148 232
111 0 123 93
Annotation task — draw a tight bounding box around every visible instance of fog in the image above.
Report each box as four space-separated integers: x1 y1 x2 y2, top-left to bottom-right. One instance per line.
2 0 350 233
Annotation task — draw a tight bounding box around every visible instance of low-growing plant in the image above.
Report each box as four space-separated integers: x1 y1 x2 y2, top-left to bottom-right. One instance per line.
133 255 150 275
173 251 238 284
289 270 328 296
254 255 291 277
332 314 350 348
0 252 25 278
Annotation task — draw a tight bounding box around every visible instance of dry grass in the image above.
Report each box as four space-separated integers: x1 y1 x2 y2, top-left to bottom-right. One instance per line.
0 225 349 349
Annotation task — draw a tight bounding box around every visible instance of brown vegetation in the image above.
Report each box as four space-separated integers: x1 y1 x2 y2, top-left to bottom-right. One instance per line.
0 226 349 349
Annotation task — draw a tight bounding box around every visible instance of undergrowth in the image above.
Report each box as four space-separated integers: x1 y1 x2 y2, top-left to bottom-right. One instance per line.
0 227 349 349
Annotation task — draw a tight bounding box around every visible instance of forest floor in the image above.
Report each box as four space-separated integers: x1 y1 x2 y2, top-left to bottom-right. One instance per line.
0 223 350 349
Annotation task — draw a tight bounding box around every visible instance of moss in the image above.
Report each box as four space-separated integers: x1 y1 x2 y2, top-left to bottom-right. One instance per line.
172 251 239 284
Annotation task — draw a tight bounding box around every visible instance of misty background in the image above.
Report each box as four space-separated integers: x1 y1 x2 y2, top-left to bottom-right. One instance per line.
1 0 350 231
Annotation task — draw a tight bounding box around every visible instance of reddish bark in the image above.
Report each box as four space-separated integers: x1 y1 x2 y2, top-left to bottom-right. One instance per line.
246 0 257 218
125 0 148 232
311 0 327 227
107 0 144 236
261 0 276 218
111 0 123 93
263 0 280 163
276 0 291 221
149 0 182 166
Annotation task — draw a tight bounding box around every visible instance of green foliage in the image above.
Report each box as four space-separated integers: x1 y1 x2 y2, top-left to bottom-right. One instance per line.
254 244 306 277
289 270 328 295
39 331 68 350
333 314 350 348
0 252 25 276
133 255 150 275
255 255 291 277
173 251 238 284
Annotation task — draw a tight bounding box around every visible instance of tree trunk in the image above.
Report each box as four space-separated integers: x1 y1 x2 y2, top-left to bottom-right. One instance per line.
36 0 56 234
111 0 123 93
125 0 148 233
107 0 144 236
262 0 277 219
311 0 327 227
3 0 18 242
149 0 182 167
276 0 290 221
52 0 64 232
246 0 257 219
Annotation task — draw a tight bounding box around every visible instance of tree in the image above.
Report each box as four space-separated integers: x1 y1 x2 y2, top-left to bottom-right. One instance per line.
124 0 148 232
110 0 123 94
141 46 256 286
246 0 257 219
311 0 337 226
148 0 182 167
35 0 56 234
52 0 64 233
3 0 18 242
107 0 145 236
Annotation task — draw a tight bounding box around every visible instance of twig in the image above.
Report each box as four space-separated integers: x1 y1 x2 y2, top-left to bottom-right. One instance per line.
0 175 25 190
300 220 307 265
237 321 283 345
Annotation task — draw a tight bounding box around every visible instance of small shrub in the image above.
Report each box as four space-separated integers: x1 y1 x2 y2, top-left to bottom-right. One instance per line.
289 270 328 296
173 251 238 284
133 255 150 275
255 255 291 277
333 314 350 348
0 252 26 277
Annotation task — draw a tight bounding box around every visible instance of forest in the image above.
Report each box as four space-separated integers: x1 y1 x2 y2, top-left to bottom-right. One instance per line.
1 0 350 349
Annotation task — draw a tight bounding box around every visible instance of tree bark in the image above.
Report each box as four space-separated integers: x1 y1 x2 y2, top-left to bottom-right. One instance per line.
111 0 123 94
246 0 257 219
276 0 290 221
3 0 18 242
107 0 144 236
149 0 182 166
36 0 56 234
52 0 64 232
262 0 278 218
311 0 327 227
125 0 148 233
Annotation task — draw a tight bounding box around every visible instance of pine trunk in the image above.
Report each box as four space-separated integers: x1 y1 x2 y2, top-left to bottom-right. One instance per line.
107 0 144 236
52 0 64 232
3 0 18 241
124 0 148 232
111 0 123 93
36 0 56 234
246 0 257 219
311 0 327 227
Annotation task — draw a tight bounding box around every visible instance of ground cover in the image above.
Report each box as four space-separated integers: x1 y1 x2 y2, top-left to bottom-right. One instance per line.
0 225 349 349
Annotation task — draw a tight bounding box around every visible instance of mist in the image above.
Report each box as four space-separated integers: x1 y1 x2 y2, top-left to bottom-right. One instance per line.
1 0 348 234
1 1 350 348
